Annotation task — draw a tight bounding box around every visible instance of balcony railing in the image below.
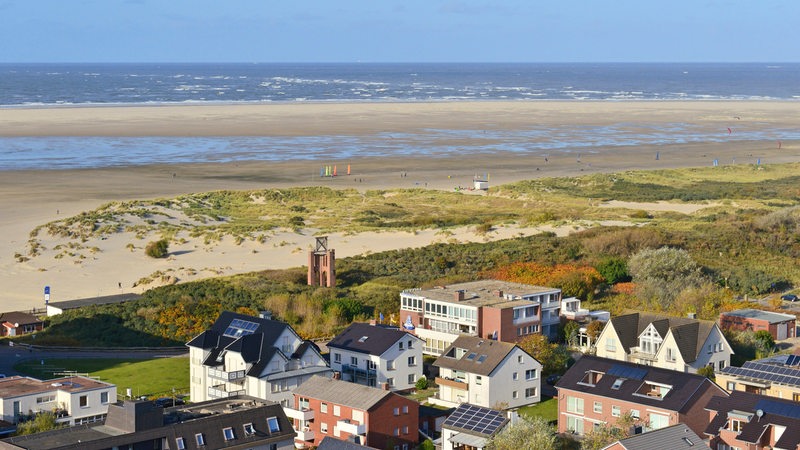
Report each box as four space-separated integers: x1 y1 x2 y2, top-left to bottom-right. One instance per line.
208 368 246 382
208 385 246 399
283 406 315 421
336 419 366 436
435 376 469 390
296 427 315 442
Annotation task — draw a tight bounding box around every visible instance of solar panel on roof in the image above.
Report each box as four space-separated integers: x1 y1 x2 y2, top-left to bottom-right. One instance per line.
756 399 800 420
607 364 647 380
444 404 506 436
786 355 800 366
223 318 260 338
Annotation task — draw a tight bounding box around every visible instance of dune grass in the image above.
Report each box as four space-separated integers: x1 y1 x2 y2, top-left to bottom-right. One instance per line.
14 357 190 400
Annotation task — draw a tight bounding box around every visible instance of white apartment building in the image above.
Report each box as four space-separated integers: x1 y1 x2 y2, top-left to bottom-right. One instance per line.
186 311 332 407
327 322 424 392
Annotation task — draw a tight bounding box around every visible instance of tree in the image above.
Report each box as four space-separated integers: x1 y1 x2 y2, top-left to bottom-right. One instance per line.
697 364 715 380
415 376 429 390
419 439 436 450
15 411 60 436
628 247 706 308
518 334 570 374
485 416 556 450
144 239 169 258
563 320 580 347
596 256 630 284
585 320 604 346
754 330 776 358
581 412 638 450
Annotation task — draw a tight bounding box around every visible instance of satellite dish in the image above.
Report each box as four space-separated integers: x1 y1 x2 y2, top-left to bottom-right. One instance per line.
756 409 764 418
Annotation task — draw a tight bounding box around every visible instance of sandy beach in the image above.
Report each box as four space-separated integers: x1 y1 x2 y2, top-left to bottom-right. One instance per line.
1 101 799 312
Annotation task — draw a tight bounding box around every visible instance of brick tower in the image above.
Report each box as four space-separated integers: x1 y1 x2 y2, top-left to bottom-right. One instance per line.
308 236 335 287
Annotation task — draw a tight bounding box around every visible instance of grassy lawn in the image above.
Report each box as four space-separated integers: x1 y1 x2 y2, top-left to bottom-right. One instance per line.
518 396 558 423
14 357 190 400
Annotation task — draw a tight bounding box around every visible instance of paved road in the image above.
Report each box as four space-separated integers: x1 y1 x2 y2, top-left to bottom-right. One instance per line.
0 342 187 378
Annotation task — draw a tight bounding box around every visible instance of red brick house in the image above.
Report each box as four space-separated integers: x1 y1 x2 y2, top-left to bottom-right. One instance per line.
289 376 418 450
556 355 727 438
705 390 800 450
719 308 796 340
0 311 43 337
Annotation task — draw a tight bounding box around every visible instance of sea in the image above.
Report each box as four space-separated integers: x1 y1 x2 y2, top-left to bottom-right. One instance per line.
1 62 799 170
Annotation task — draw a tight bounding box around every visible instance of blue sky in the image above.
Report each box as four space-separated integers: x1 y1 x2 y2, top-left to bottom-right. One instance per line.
1 0 797 63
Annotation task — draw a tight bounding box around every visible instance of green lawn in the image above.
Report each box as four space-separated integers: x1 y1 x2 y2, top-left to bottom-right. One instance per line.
518 396 558 423
14 357 190 400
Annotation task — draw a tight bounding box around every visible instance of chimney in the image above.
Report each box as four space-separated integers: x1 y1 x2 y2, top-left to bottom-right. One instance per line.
381 383 390 391
369 319 377 326
494 289 503 298
333 372 341 380
454 290 465 302
687 312 697 319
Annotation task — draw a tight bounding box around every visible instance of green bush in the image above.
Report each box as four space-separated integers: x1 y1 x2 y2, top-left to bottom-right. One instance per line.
144 239 169 258
415 376 429 390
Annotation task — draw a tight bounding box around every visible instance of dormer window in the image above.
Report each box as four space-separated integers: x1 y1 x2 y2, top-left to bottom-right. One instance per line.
267 416 281 433
611 378 625 390
638 324 663 355
359 336 369 343
244 423 255 436
195 433 206 446
175 437 186 450
579 370 604 386
223 427 235 441
730 419 742 433
634 381 672 399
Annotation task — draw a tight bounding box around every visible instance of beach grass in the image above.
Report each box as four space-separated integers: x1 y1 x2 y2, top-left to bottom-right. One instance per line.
13 357 190 399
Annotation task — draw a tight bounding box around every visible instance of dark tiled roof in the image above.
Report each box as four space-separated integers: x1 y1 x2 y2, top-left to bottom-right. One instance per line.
317 436 377 449
609 312 717 363
0 311 42 326
0 397 294 450
433 335 527 376
703 391 800 449
613 423 703 449
327 322 420 356
293 376 397 411
556 355 726 413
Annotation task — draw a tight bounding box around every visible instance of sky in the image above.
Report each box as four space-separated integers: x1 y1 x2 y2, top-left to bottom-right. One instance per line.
1 0 797 63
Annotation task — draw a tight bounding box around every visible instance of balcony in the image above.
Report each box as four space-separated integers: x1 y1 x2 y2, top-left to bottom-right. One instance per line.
562 308 590 321
283 406 315 421
436 376 469 390
208 384 246 399
295 427 315 442
208 368 246 382
336 419 366 436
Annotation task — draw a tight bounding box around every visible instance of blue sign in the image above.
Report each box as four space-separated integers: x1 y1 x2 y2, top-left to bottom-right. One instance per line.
44 286 50 295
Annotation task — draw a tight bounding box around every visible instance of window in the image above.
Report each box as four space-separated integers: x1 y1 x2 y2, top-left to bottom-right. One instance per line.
403 425 409 435
333 405 341 417
512 391 518 399
408 356 416 366
518 355 524 363
630 409 640 419
321 402 328 413
394 427 400 436
525 387 537 398
402 405 409 414
718 360 726 371
175 437 186 450
566 415 584 435
367 360 377 370
513 372 518 381
36 395 56 404
593 401 602 413
387 377 394 387
321 422 328 434
387 360 396 370
666 347 676 362
334 353 341 363
351 356 358 365
399 341 404 350
731 419 742 433
649 413 669 430
605 338 616 352
408 340 413 348
79 395 88 408
244 423 255 436
267 416 280 433
612 405 621 417
394 407 400 416
408 373 416 384
100 391 109 404
195 433 205 446
476 376 482 385
223 427 235 441
525 369 537 380
566 396 584 414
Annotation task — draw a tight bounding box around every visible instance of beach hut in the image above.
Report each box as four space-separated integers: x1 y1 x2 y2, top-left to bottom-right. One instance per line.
473 179 489 191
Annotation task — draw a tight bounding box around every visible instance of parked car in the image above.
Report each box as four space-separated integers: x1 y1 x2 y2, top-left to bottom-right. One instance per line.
546 374 561 385
781 294 799 302
0 374 6 379
154 397 185 408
